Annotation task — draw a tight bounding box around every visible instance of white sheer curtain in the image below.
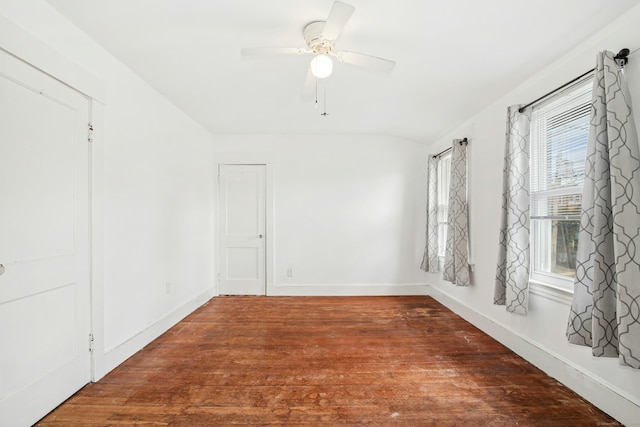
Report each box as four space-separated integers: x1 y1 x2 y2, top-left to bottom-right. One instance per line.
443 139 470 285
566 51 640 369
494 106 531 315
421 156 439 272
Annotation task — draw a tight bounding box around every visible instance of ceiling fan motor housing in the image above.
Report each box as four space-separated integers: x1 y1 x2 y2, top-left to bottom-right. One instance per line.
304 21 333 54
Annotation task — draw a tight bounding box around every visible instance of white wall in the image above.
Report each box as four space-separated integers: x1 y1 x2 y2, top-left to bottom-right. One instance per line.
213 135 428 295
0 0 216 375
423 4 640 425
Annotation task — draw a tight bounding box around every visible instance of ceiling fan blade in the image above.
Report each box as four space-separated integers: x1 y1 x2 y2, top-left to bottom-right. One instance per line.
336 51 395 73
241 47 308 57
302 67 316 99
322 1 355 42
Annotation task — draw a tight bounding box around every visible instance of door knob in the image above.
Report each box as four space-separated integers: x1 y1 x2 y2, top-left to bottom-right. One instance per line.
0 264 4 276
259 234 263 239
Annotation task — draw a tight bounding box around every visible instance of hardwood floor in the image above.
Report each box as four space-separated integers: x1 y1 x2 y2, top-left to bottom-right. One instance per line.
37 296 618 426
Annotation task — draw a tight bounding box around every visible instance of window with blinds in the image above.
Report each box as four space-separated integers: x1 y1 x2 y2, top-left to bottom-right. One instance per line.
437 152 451 257
530 77 592 290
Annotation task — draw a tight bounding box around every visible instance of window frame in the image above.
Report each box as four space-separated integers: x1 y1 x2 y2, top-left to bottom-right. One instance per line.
528 76 593 295
436 152 451 259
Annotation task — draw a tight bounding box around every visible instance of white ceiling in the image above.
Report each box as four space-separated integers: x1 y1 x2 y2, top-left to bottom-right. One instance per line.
47 0 638 143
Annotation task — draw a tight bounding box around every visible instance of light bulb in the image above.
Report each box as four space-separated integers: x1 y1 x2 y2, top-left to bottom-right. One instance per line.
310 54 333 79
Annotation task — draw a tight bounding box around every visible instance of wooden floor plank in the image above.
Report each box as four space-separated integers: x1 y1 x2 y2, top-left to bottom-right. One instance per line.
36 296 619 426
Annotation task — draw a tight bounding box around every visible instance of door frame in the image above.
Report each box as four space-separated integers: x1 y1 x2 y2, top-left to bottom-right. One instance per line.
1 16 107 381
213 153 275 296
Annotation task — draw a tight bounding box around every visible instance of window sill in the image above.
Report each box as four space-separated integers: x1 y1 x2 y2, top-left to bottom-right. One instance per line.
529 279 574 305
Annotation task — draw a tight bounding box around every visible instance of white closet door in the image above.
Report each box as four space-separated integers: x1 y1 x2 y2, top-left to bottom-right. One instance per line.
0 50 91 427
218 165 266 295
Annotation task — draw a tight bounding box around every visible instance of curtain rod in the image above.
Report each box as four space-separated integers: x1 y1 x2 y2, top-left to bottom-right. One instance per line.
432 138 468 158
518 48 631 113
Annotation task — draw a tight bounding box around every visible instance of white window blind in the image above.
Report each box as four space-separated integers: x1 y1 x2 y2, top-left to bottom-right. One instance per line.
530 77 592 289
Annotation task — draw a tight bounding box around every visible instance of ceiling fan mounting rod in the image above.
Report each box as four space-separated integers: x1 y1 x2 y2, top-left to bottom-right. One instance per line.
304 21 334 55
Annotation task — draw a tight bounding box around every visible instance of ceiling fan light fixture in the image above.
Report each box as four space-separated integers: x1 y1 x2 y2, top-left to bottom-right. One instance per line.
310 54 333 78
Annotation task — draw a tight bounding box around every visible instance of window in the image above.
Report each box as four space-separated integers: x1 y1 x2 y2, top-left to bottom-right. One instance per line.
437 152 451 257
530 78 592 291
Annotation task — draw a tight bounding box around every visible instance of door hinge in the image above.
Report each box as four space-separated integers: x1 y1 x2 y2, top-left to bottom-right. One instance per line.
217 273 221 284
89 333 95 352
88 122 94 143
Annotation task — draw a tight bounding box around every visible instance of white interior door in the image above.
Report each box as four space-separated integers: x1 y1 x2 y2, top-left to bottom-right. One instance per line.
219 165 266 295
0 50 91 427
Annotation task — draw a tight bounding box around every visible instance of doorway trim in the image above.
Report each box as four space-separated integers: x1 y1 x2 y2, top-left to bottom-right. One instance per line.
213 152 275 296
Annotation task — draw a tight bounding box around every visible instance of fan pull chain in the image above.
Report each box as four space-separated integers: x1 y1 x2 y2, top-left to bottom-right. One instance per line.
315 78 318 109
321 89 329 117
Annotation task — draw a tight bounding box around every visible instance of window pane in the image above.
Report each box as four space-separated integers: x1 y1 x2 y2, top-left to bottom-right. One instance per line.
545 103 589 189
532 219 580 277
437 222 447 257
437 204 448 223
530 86 590 218
437 154 450 206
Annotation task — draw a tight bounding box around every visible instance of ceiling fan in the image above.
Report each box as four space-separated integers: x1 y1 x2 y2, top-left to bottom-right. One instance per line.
241 1 395 98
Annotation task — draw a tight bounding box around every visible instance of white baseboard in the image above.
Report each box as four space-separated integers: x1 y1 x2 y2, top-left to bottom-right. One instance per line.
100 287 216 378
428 285 640 427
270 283 429 297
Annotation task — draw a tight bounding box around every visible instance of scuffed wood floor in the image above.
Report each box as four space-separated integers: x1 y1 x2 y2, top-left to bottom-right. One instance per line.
37 296 619 426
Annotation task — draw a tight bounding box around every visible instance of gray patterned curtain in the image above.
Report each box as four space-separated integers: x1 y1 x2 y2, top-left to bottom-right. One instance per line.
495 106 531 315
566 51 640 369
421 156 439 272
443 139 470 285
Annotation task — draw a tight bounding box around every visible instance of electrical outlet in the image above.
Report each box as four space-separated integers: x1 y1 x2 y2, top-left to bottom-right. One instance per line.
287 267 293 277
165 281 171 294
